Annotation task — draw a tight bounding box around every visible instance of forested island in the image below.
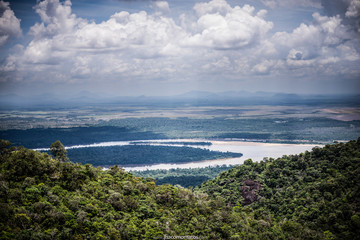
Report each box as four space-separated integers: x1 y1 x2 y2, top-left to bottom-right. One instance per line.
0 139 359 239
66 145 242 167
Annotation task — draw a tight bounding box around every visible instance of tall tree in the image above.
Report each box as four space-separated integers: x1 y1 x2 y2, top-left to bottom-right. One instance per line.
50 140 69 162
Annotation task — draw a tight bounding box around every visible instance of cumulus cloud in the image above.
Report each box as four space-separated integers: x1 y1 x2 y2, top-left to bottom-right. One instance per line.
1 0 360 94
151 1 170 15
346 0 360 17
184 0 273 49
0 0 21 46
5 0 274 80
70 10 185 53
16 1 186 64
252 59 278 74
321 0 360 31
3 0 191 84
30 0 86 38
267 11 360 78
273 13 348 52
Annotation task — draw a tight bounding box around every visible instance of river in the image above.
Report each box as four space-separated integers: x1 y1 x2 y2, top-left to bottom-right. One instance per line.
122 140 321 171
35 139 321 171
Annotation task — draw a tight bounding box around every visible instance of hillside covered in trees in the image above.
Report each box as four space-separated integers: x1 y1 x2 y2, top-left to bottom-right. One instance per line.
198 139 360 239
0 139 359 239
131 165 234 188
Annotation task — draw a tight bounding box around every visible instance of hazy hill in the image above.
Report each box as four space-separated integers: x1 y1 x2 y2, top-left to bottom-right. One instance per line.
1 91 359 109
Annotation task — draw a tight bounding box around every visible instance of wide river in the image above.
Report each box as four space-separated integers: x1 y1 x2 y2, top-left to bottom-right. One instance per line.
38 139 321 171
123 140 321 171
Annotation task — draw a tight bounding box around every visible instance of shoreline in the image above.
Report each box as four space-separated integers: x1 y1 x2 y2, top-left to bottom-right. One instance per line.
34 138 322 171
101 156 244 171
33 138 326 151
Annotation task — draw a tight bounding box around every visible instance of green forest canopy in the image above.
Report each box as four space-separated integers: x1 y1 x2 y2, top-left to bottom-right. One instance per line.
0 138 359 239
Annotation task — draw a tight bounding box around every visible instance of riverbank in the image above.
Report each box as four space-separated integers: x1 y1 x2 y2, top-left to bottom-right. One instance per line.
123 140 321 170
38 139 321 171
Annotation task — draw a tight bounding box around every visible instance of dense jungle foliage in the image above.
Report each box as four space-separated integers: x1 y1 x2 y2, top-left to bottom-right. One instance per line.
1 139 359 239
198 139 360 239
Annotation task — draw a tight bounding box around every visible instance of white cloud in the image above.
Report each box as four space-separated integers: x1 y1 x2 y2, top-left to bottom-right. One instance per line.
151 1 170 15
1 0 360 95
321 0 360 17
30 0 83 38
6 0 189 82
184 0 273 49
287 49 303 60
28 4 186 56
272 13 353 60
252 59 278 74
321 0 360 32
193 0 232 16
202 56 232 71
5 0 274 82
262 11 360 79
0 0 21 46
346 0 360 17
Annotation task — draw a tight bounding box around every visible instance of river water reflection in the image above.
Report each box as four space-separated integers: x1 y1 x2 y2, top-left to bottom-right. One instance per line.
36 139 321 171
122 140 321 171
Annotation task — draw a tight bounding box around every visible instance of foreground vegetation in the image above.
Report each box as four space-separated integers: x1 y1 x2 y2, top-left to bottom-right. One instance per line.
0 140 278 239
198 139 360 239
1 139 359 239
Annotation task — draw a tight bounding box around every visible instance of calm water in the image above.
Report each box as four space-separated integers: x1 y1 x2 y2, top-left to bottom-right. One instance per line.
123 140 320 171
35 139 320 171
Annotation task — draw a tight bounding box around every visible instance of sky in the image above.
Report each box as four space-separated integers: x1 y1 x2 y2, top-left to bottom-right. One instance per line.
0 0 359 97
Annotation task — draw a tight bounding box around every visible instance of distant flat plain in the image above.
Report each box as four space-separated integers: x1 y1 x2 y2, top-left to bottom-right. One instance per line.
1 101 359 177
1 105 360 130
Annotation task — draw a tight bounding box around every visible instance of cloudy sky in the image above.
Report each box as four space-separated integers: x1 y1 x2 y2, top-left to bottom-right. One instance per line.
0 0 359 97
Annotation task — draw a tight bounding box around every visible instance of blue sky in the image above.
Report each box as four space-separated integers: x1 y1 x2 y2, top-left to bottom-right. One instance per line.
0 0 359 97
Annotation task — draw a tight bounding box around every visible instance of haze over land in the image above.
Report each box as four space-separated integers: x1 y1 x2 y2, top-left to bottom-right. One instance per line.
0 0 360 99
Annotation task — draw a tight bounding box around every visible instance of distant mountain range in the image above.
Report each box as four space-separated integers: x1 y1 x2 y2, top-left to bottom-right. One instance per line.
1 90 359 109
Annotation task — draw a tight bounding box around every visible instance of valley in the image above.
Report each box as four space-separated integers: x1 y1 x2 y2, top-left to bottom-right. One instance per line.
2 96 358 188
